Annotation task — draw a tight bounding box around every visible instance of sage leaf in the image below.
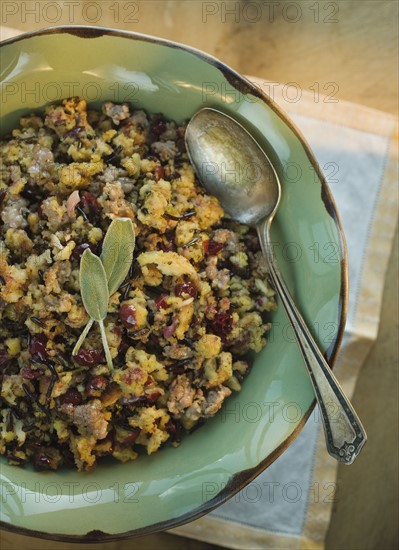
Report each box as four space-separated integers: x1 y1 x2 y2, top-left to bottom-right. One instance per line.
80 249 109 322
100 218 136 295
99 319 113 370
72 318 94 356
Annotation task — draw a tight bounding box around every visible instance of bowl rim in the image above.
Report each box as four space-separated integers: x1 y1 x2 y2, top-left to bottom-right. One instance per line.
0 25 348 542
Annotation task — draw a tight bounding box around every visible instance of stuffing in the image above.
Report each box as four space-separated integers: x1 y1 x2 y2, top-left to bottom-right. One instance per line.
0 98 275 472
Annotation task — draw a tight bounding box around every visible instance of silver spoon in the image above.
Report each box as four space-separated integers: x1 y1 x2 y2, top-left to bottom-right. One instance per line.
185 107 367 464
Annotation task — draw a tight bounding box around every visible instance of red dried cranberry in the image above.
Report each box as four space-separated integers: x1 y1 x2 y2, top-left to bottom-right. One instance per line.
155 294 168 310
29 334 49 362
73 242 96 260
151 119 166 136
203 239 223 256
212 312 233 339
60 388 83 406
175 282 197 299
155 165 164 181
21 365 43 379
74 348 104 367
80 191 100 213
119 304 137 329
85 376 108 396
121 428 140 446
146 391 161 404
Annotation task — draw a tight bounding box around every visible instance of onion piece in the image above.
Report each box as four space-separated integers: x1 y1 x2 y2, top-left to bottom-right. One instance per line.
67 190 81 217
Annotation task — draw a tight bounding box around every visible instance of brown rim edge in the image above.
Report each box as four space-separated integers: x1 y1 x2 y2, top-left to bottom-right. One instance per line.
0 25 348 543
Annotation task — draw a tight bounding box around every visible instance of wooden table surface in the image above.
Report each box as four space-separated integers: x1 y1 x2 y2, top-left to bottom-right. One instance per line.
1 2 398 549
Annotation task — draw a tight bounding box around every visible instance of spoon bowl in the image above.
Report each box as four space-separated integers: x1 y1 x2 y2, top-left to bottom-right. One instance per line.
185 108 281 225
185 107 367 464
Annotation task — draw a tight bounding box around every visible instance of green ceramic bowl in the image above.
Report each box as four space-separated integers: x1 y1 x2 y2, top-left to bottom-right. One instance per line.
0 26 347 542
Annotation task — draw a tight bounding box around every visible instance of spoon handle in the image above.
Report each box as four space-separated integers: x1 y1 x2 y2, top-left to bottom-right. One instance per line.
258 220 367 464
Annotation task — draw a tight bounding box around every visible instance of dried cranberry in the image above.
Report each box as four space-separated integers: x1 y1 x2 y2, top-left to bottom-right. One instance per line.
60 388 83 405
203 239 223 256
155 294 168 310
151 119 166 136
80 191 100 214
73 242 96 260
155 165 164 181
29 334 49 362
33 452 52 471
21 365 43 379
121 428 140 446
85 375 108 396
175 282 197 299
212 312 233 339
146 391 161 404
119 304 137 329
74 348 104 367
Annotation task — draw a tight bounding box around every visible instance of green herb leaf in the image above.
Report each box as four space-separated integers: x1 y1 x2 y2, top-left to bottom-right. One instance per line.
99 319 113 371
100 218 136 295
72 318 94 356
80 249 109 322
